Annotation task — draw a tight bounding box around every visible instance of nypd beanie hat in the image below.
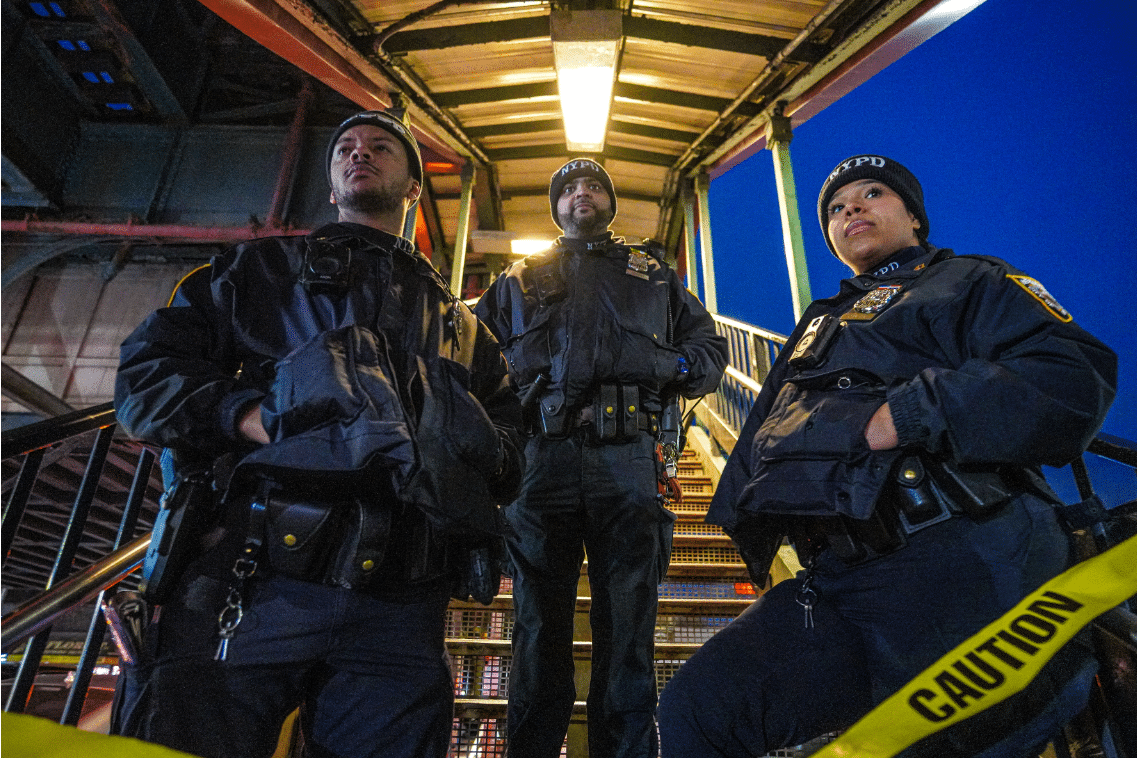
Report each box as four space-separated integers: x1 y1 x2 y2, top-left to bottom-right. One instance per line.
549 158 617 229
817 155 928 255
326 110 423 186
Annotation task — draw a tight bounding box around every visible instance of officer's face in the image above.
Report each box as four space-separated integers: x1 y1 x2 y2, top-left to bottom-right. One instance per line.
329 125 420 215
556 176 613 238
826 179 921 274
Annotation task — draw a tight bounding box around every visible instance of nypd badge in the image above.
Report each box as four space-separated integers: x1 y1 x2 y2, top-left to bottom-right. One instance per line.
1007 275 1072 322
626 249 651 280
841 285 903 321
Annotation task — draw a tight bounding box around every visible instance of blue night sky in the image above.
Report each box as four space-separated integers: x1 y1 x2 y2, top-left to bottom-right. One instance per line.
703 0 1136 503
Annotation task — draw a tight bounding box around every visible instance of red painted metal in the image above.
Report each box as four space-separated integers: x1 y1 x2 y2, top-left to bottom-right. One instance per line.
268 77 315 229
1 219 309 241
195 0 463 164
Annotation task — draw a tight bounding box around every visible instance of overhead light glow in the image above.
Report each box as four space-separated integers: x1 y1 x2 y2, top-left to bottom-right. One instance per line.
511 238 553 256
551 11 621 153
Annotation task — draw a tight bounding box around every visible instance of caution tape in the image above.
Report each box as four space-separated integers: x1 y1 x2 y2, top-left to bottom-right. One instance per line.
812 533 1137 758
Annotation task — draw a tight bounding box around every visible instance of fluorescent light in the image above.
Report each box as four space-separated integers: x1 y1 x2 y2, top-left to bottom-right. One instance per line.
551 11 621 153
511 238 554 256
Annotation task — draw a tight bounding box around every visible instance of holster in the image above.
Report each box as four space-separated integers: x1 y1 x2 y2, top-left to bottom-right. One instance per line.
924 458 1015 520
140 466 217 605
262 495 392 590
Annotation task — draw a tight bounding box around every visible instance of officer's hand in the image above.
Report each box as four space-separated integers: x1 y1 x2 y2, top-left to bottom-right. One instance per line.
865 402 898 450
238 404 270 444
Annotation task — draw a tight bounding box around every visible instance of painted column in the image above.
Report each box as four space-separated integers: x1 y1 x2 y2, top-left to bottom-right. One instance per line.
766 109 811 321
448 161 476 297
682 181 700 297
694 171 718 313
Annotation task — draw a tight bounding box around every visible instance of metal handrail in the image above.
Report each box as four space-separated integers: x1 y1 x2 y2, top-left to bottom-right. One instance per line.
1 534 150 652
1 401 116 455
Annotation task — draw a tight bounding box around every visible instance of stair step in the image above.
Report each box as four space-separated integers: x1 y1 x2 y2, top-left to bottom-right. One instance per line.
450 595 755 614
447 638 720 658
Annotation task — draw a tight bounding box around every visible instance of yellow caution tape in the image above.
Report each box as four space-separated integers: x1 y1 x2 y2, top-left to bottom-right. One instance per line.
813 533 1137 758
1 712 197 758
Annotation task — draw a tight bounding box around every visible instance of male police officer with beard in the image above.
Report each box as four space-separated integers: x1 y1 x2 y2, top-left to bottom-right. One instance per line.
475 159 727 758
113 110 523 758
657 155 1117 757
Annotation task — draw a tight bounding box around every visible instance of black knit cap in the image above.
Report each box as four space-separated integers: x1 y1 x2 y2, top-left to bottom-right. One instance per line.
326 110 423 187
549 158 617 229
817 155 928 255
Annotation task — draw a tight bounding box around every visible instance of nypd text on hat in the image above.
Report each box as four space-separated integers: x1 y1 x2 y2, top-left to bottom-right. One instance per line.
560 159 602 177
828 155 887 182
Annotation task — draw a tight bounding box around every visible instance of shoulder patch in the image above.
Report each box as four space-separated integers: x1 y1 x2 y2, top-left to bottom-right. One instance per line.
1007 275 1072 322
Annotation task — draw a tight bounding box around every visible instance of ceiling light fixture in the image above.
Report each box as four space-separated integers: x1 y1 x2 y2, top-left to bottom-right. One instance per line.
550 10 622 153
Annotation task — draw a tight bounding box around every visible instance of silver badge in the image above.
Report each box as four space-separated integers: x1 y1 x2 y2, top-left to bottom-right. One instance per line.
852 285 902 314
626 250 651 279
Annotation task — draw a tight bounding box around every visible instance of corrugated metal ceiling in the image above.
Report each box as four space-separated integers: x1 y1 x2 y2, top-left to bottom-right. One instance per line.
198 0 958 251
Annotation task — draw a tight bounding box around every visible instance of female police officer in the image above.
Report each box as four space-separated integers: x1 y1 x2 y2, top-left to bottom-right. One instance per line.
657 155 1117 757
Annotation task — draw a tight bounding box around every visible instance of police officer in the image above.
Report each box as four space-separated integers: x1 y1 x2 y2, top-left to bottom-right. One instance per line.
475 159 728 758
113 110 523 758
657 155 1117 757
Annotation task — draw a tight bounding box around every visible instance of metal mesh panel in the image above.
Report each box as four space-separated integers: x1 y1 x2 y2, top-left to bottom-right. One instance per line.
449 718 568 757
452 654 511 698
451 717 507 757
673 522 728 537
659 580 752 599
447 609 513 640
654 659 684 692
656 614 732 644
669 545 742 564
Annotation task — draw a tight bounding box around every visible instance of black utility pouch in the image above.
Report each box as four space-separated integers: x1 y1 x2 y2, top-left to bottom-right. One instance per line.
593 384 641 444
893 455 955 533
927 459 1014 521
596 383 621 442
327 500 392 590
539 390 569 438
264 496 343 580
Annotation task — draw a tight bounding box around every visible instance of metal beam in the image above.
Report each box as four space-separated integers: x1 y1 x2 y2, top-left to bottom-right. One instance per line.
484 144 676 167
381 15 548 54
465 119 696 142
433 81 556 108
379 15 826 64
615 83 761 117
193 0 473 165
0 363 75 419
464 119 562 138
611 120 700 143
434 80 760 117
87 0 187 121
623 17 826 63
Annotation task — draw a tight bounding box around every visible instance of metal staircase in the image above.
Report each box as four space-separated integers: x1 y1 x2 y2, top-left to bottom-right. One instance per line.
445 439 772 757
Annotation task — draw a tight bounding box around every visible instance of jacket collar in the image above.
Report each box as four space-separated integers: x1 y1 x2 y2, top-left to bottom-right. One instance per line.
309 222 416 257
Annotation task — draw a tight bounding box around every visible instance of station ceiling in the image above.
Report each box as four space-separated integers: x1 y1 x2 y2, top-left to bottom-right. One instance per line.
2 0 974 268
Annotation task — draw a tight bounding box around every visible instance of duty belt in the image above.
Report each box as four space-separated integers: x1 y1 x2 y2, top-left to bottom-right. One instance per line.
792 455 991 567
536 383 658 442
